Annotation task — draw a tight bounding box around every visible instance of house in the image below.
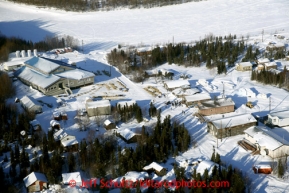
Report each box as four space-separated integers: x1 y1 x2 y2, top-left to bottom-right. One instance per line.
23 172 48 192
61 111 68 120
143 162 167 176
117 129 141 143
197 97 235 116
238 88 256 98
61 137 78 151
14 56 95 96
50 120 61 130
20 95 42 114
266 42 285 51
207 113 257 139
184 93 211 106
257 58 270 65
62 172 82 187
29 119 41 131
164 79 190 91
104 119 116 130
267 110 289 127
236 62 252 71
264 62 277 70
85 100 111 116
253 165 272 174
244 126 289 158
53 111 62 121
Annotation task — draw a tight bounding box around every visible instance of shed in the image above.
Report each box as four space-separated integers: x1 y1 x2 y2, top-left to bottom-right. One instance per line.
104 119 116 130
143 162 167 176
253 165 272 174
164 79 190 91
29 119 41 131
23 172 48 192
62 172 82 187
50 120 60 130
20 95 42 114
61 137 78 151
85 100 111 116
236 62 252 71
53 111 61 121
268 110 289 127
117 129 141 143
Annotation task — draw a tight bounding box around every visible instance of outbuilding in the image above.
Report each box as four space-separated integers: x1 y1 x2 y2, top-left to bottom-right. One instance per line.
20 95 42 114
104 119 116 130
23 172 48 192
85 100 111 116
236 62 252 71
267 110 289 127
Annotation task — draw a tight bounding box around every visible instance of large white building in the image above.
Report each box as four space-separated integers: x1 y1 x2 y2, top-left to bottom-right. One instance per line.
244 126 289 158
85 100 111 116
267 110 289 127
15 56 95 95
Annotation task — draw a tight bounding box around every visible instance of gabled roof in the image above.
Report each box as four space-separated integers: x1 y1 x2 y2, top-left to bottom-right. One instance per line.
104 119 112 126
209 113 257 130
118 129 140 141
23 172 47 187
86 100 111 109
244 126 289 150
165 79 190 89
25 56 60 74
53 129 68 141
15 66 60 89
20 95 41 109
238 62 252 67
198 97 235 109
143 162 164 172
185 93 211 102
61 138 78 147
62 172 82 184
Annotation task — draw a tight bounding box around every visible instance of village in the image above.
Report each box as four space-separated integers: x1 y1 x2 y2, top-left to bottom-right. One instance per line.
0 30 289 193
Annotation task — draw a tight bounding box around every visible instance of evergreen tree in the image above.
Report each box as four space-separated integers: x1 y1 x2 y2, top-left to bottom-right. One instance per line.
68 153 76 172
278 159 284 178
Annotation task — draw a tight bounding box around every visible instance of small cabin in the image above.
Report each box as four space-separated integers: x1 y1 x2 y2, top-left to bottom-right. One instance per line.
104 119 116 130
253 165 272 174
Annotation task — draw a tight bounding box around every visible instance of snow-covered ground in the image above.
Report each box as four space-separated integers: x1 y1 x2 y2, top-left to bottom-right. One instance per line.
0 0 289 49
1 0 289 192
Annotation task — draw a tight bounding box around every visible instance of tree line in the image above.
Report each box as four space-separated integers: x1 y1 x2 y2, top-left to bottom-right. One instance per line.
0 33 79 62
8 0 204 12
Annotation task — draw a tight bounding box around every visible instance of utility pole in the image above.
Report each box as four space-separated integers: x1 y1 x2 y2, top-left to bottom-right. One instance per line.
222 81 225 99
269 96 271 112
262 29 264 42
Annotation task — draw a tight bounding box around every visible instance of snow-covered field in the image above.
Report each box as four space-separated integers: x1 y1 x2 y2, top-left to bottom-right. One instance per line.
1 0 289 192
1 0 289 49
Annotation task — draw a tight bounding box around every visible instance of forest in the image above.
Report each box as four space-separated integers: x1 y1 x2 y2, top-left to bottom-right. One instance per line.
8 0 203 12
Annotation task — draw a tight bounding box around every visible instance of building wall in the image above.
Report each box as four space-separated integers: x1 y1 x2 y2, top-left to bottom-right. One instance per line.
186 99 210 106
268 115 289 127
86 105 111 116
198 105 234 116
27 181 47 192
236 65 252 71
265 65 277 70
208 122 257 139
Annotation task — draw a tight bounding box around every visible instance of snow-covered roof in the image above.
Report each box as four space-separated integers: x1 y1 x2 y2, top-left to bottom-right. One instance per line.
265 62 277 67
118 129 140 141
104 119 112 126
53 129 68 141
15 66 60 89
116 100 136 108
210 113 256 130
4 60 25 67
86 100 111 109
56 69 95 80
172 87 200 96
238 62 252 67
258 58 270 63
196 160 218 176
53 111 61 117
184 93 211 102
62 172 82 185
143 162 165 172
25 56 60 74
23 172 47 187
198 97 235 109
254 165 272 169
244 126 289 150
29 119 40 127
268 68 281 74
20 95 41 109
61 138 78 147
165 79 190 89
238 88 256 98
50 120 60 127
113 171 149 183
269 110 289 119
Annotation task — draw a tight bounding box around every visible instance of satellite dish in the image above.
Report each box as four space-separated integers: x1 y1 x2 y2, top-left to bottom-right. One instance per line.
20 130 26 136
